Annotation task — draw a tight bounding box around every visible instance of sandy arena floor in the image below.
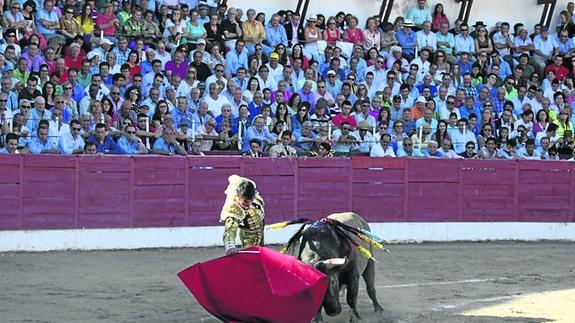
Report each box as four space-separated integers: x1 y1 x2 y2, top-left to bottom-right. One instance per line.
1 242 574 322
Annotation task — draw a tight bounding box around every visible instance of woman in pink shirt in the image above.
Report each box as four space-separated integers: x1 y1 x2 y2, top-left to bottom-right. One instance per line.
96 4 119 39
342 16 364 46
431 3 449 32
323 16 341 47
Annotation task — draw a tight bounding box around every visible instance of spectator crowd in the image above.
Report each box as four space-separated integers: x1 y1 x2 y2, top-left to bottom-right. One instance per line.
1 0 575 160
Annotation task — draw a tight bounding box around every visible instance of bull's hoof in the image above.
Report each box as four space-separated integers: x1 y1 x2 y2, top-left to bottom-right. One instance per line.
374 304 385 313
349 309 362 322
313 312 324 323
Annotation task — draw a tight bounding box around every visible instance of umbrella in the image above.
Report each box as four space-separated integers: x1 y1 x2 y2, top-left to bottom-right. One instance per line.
178 246 328 323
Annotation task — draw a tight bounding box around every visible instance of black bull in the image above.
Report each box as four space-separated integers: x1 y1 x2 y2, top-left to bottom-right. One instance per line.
287 212 384 322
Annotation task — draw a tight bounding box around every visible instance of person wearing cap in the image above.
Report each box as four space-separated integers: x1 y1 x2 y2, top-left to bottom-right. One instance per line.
265 52 284 80
407 0 432 30
513 26 535 60
353 120 373 153
91 38 113 63
192 38 213 64
410 95 428 120
396 19 418 59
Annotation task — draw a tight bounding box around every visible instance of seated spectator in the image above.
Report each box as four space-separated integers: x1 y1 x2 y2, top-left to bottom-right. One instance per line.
212 121 237 151
517 138 541 159
423 140 446 158
242 116 276 152
243 139 263 157
189 141 206 156
498 138 518 160
396 137 424 157
0 133 21 154
478 137 500 159
356 121 375 153
370 133 395 157
332 121 359 153
438 137 460 158
29 125 61 154
117 125 148 155
268 129 297 157
451 118 477 153
195 117 219 151
59 119 85 155
459 141 478 158
292 121 321 154
153 126 187 156
332 100 358 130
87 123 123 154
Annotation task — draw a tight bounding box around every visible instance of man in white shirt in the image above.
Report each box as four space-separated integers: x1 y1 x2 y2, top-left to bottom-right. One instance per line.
416 20 437 52
203 82 231 116
451 118 477 153
59 119 85 154
370 133 396 157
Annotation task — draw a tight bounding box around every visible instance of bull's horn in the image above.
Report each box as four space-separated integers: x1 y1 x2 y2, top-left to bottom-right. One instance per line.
320 258 347 269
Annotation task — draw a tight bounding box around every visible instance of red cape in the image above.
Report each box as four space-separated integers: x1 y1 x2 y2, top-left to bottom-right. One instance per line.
178 246 328 322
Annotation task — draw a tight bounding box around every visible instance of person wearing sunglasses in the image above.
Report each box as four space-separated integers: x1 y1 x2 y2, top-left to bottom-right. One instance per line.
117 124 148 155
58 119 85 154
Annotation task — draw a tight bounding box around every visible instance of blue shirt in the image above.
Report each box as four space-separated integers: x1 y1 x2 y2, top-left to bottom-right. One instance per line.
29 137 57 154
265 23 288 47
396 29 418 55
423 149 447 158
26 108 52 136
87 135 123 154
117 136 142 155
242 125 276 152
35 8 59 36
112 47 131 66
59 132 85 155
225 49 248 75
293 128 318 151
171 108 194 129
454 34 475 55
71 83 86 104
153 137 177 154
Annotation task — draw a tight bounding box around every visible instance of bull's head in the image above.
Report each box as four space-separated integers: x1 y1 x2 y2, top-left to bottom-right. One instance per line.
315 257 347 316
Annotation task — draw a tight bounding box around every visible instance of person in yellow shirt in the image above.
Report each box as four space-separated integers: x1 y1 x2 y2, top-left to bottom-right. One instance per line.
242 8 272 56
76 3 95 37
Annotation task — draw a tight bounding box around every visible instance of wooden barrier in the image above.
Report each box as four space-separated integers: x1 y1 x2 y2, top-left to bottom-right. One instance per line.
0 155 574 231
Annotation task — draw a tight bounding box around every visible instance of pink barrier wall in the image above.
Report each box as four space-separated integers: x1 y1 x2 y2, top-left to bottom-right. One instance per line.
1 155 574 231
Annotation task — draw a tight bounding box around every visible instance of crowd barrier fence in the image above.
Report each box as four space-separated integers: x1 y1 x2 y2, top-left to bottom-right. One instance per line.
0 155 574 231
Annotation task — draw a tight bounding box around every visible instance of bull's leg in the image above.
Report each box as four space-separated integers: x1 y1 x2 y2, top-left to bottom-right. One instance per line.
345 272 362 322
362 258 384 313
312 308 324 322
